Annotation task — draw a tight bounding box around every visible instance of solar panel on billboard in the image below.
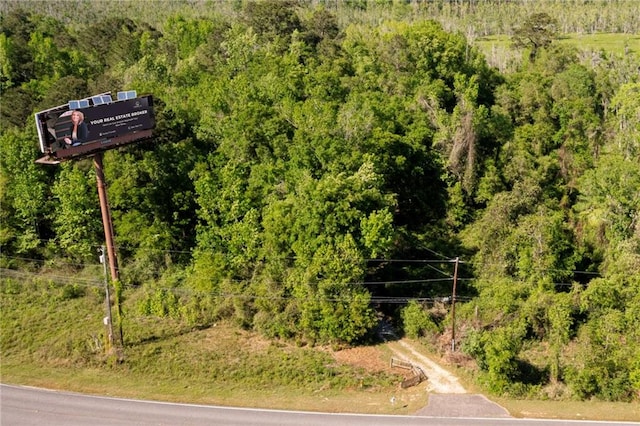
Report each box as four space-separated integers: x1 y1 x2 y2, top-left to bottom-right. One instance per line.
118 91 137 100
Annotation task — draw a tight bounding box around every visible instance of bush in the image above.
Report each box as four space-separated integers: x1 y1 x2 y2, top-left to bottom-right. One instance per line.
461 328 487 369
137 288 180 318
401 300 439 339
473 321 526 394
59 284 85 301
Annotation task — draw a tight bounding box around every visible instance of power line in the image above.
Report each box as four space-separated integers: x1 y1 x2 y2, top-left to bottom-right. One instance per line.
20 237 195 255
1 255 599 290
362 278 453 285
0 268 102 287
225 276 459 287
0 255 101 268
1 268 472 305
422 246 453 260
1 248 603 279
0 253 603 284
366 258 457 263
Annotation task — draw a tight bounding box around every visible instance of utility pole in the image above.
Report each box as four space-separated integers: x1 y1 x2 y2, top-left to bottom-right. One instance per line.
451 257 459 352
100 246 115 352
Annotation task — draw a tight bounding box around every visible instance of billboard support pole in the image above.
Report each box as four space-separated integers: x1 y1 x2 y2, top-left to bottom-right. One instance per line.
93 152 124 354
451 257 459 352
100 246 115 351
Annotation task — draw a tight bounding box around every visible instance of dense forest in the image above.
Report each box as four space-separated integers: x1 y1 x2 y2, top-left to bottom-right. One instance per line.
1 0 639 401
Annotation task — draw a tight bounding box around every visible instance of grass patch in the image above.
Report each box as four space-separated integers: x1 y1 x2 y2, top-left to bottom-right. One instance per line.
560 33 640 55
474 33 640 68
475 33 640 55
495 398 640 422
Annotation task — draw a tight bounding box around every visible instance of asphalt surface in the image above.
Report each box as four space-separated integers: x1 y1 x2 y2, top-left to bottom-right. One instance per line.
2 384 639 426
417 394 511 418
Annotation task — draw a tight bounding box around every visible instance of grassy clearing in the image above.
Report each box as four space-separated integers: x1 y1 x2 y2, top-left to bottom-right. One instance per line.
561 33 640 55
1 360 428 415
475 33 640 55
474 33 640 69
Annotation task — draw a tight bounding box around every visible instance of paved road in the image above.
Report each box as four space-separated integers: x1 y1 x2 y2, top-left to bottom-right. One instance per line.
2 384 638 426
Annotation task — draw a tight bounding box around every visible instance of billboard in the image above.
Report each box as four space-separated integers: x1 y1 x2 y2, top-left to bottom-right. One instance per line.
35 93 155 162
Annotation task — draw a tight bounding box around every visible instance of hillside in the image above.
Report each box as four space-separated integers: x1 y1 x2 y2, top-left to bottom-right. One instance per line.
1 0 639 403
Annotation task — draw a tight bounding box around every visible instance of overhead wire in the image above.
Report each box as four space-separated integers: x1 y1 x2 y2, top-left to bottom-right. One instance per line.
1 248 603 304
1 248 602 279
0 268 103 287
1 266 468 305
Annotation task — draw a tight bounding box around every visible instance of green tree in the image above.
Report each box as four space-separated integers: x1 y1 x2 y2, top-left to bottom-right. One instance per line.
0 32 16 90
104 136 198 284
295 234 377 344
511 13 558 61
300 7 340 50
608 82 640 160
0 9 37 86
38 75 88 111
575 154 640 256
163 15 215 60
243 0 302 45
76 17 145 71
0 86 37 129
478 320 527 394
547 292 575 383
550 63 601 190
0 128 50 257
50 163 101 262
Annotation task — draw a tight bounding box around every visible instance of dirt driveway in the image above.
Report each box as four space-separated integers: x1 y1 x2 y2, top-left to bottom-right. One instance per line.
387 339 511 418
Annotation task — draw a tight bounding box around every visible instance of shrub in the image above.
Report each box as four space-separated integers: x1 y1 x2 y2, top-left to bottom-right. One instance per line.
479 322 526 394
401 300 439 339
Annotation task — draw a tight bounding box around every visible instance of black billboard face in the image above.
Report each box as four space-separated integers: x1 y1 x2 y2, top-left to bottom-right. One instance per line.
35 95 155 162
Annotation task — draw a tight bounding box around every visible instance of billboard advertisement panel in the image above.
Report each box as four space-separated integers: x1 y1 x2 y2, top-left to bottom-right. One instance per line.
35 93 155 162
